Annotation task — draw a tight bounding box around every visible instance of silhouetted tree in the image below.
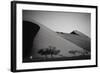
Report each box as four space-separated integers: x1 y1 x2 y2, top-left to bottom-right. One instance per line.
69 50 89 56
48 46 60 58
69 50 77 55
38 49 44 56
53 50 60 56
38 46 61 59
38 49 48 59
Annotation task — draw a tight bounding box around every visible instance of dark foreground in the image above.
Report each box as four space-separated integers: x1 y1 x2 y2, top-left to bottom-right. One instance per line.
23 55 90 63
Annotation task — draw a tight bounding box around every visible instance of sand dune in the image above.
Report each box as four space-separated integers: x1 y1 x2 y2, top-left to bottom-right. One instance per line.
24 20 89 58
57 30 90 51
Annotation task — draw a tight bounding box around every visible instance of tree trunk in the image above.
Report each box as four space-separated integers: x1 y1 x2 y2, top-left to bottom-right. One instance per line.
59 54 65 57
51 54 53 58
45 55 48 60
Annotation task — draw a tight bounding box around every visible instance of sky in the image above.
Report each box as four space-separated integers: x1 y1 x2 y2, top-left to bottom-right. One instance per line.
23 10 91 37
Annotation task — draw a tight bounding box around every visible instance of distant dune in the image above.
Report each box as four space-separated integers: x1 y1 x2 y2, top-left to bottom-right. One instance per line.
56 30 91 51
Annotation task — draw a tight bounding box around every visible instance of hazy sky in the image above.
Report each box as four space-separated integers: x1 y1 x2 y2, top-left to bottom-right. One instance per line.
23 10 91 37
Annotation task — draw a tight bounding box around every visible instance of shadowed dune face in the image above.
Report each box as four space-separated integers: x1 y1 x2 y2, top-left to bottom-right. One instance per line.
23 21 40 59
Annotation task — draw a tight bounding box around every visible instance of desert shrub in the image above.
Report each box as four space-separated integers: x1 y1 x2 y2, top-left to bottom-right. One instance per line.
37 46 60 58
